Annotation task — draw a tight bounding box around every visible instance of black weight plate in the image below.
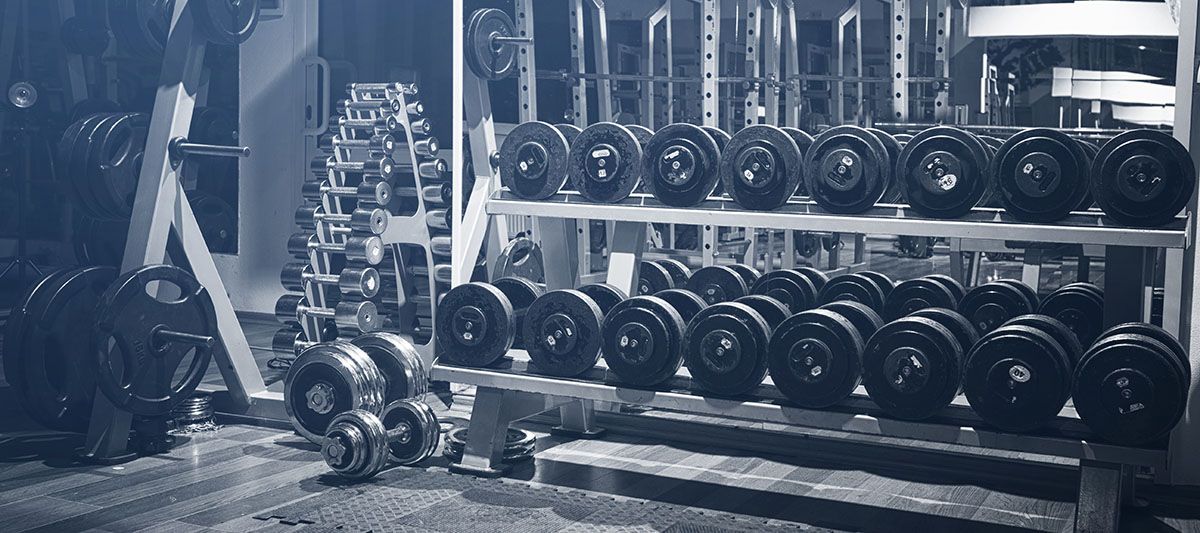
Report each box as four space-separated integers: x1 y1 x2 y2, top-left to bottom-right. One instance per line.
655 258 692 287
683 302 772 396
73 216 128 267
992 128 1091 222
601 295 687 386
908 308 979 354
768 309 865 408
655 288 708 324
499 121 570 200
193 0 260 45
858 271 894 298
2 268 73 405
578 283 627 315
720 125 804 210
751 270 817 314
493 277 544 350
781 127 814 196
93 265 215 417
107 0 170 59
794 266 829 292
686 266 749 305
727 264 761 288
191 192 238 251
643 123 723 207
1062 281 1104 301
867 128 904 204
964 324 1073 432
555 123 582 147
637 260 675 296
1092 129 1196 228
817 273 886 313
703 126 731 152
897 126 992 218
1003 314 1082 371
436 283 515 367
524 289 605 377
861 316 964 421
91 112 149 218
819 300 885 341
734 295 790 331
1097 322 1190 376
568 122 644 203
466 8 518 80
894 133 914 145
995 279 1040 311
959 282 1035 335
626 125 654 148
804 126 889 214
62 113 115 217
925 274 966 303
1072 333 1187 445
1076 140 1100 211
883 278 958 321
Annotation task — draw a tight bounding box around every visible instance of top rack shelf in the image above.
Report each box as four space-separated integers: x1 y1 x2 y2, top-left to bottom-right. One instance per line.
488 191 1190 249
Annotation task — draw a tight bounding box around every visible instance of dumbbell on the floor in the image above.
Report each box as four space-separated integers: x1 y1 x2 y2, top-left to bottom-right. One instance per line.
312 155 396 179
302 179 393 205
276 294 380 332
295 206 389 235
318 133 397 153
322 400 440 481
280 263 381 298
287 233 385 265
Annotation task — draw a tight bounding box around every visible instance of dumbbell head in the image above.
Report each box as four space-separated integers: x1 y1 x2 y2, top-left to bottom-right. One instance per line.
280 263 381 298
322 409 390 480
272 328 309 354
335 300 381 332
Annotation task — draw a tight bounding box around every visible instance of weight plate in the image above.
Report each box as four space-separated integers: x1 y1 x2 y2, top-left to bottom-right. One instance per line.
73 216 128 267
435 283 515 367
1072 332 1187 445
1092 129 1195 227
1062 281 1104 301
602 295 687 386
817 273 887 313
578 283 627 315
992 128 1091 222
380 399 440 465
655 258 692 287
493 276 545 350
781 127 814 196
524 289 605 377
883 278 957 321
995 279 1040 313
727 264 761 288
861 316 964 421
819 300 885 342
655 288 709 324
193 0 260 45
351 332 427 404
769 309 865 408
964 324 1073 432
643 123 723 207
62 113 116 218
466 8 519 80
568 122 644 203
499 121 570 200
751 269 818 314
867 128 904 204
925 274 966 303
322 409 389 480
734 295 790 330
1097 322 1190 376
190 191 237 251
555 123 582 147
794 266 829 292
492 237 546 283
1003 314 1082 371
804 125 889 213
1076 140 1100 211
107 0 171 59
720 125 804 210
705 126 731 197
894 133 914 145
897 126 992 218
91 112 149 218
908 307 979 354
92 265 216 417
683 302 772 396
637 260 675 295
626 124 654 148
2 268 71 403
959 282 1036 335
858 272 894 298
686 265 749 305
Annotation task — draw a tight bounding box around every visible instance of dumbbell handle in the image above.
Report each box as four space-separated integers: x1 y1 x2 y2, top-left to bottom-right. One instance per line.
322 134 395 151
321 157 394 176
170 137 251 159
349 82 418 94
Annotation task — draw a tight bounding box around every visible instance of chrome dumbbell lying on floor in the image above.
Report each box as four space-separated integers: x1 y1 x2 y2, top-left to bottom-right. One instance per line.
321 400 440 481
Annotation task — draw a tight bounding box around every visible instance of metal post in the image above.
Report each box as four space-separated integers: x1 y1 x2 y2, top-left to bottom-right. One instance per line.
701 0 721 267
781 0 800 127
762 0 781 126
515 0 537 121
934 0 951 121
891 0 909 121
457 75 507 286
742 0 761 128
589 0 613 121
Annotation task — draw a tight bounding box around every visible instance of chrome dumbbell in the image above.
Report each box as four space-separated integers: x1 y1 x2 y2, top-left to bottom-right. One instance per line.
295 205 389 235
338 114 401 133
412 137 438 157
418 158 447 181
321 400 440 481
301 179 392 205
275 294 380 332
319 133 397 153
287 233 385 265
280 263 381 298
312 155 395 179
409 118 433 136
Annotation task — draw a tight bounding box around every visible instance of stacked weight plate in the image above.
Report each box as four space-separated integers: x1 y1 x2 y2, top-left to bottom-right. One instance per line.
276 82 446 364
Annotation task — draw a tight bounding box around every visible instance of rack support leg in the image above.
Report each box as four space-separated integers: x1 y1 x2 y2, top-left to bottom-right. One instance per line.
1075 460 1125 533
451 387 569 478
553 399 606 438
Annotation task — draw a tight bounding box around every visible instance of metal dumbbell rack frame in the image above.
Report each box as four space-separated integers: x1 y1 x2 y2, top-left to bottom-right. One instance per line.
281 82 444 364
80 0 269 462
447 2 1200 531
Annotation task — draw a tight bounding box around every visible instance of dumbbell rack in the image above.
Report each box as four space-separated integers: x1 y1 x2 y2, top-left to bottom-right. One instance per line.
277 82 445 365
447 95 1191 533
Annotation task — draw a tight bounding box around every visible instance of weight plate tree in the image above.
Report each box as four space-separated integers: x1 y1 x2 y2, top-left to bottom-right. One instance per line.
1091 129 1196 227
896 126 992 218
804 126 890 213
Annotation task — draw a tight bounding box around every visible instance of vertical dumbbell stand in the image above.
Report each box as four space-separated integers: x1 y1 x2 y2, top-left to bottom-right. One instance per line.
78 0 268 463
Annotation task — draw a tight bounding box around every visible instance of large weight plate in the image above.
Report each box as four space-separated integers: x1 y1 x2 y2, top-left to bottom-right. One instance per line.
555 124 582 147
683 302 772 396
751 269 817 314
626 125 654 148
643 123 722 207
62 113 115 217
995 279 1040 313
817 273 887 313
686 265 749 305
720 125 804 210
499 121 570 200
908 307 979 354
106 0 171 59
959 282 1036 335
733 295 790 330
655 259 692 287
524 289 605 377
769 309 865 408
925 274 966 302
794 266 829 292
655 288 708 324
804 126 889 213
992 128 1091 222
861 316 964 421
285 342 383 443
73 216 128 267
492 237 545 283
492 276 544 350
897 126 992 218
1092 129 1195 227
568 122 644 203
882 277 958 321
705 127 732 196
190 191 237 251
601 295 687 386
2 268 71 401
193 0 260 45
727 264 761 288
781 127 814 196
351 332 427 404
964 324 1073 432
867 128 904 204
858 271 894 298
1004 314 1082 370
819 300 885 341
435 283 515 367
637 260 675 295
466 9 519 80
90 112 149 219
1072 332 1187 445
577 283 627 315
